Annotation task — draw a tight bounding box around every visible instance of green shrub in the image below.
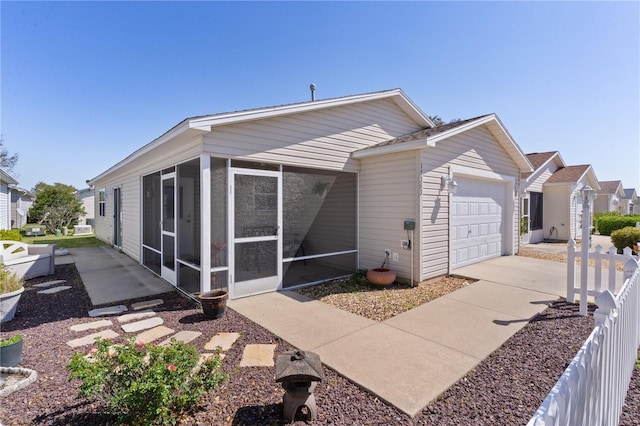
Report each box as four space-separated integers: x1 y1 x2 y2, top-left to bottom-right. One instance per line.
610 226 640 253
0 229 22 241
596 215 640 236
0 334 23 347
0 264 24 294
67 337 228 425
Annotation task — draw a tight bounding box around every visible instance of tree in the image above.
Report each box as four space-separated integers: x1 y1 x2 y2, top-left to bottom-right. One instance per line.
428 115 463 127
28 182 86 234
0 135 19 172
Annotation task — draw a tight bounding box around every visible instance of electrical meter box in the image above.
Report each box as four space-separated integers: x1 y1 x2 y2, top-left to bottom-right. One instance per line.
404 220 415 231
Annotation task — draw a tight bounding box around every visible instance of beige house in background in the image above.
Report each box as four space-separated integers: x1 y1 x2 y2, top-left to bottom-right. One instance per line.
88 89 532 300
594 180 625 214
621 188 638 215
520 151 599 243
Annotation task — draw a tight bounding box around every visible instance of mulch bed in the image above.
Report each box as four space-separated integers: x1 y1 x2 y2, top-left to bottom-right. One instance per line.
1 264 638 425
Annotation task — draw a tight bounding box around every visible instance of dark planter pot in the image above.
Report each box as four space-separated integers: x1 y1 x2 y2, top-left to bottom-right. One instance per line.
199 291 228 319
0 338 23 367
366 268 396 286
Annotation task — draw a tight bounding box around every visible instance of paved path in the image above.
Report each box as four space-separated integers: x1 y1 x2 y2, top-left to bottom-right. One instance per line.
61 243 626 417
230 254 627 417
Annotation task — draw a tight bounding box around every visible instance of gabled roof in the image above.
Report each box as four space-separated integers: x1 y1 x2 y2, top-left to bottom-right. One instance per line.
544 164 597 189
521 151 565 179
9 186 35 198
597 180 625 196
352 114 533 173
0 169 18 185
88 89 434 184
623 188 637 200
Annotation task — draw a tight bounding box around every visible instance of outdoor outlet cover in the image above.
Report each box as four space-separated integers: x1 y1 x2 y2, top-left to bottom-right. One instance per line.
392 252 399 262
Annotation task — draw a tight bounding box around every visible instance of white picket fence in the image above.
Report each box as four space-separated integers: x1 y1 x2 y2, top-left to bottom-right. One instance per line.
528 246 640 425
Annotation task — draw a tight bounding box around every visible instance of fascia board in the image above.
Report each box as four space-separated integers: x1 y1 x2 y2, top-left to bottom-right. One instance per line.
0 169 18 185
487 114 533 173
427 114 533 173
351 138 435 159
189 89 433 129
87 120 197 185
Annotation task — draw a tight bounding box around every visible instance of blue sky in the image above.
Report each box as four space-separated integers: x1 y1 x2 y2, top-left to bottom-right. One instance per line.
2 1 639 193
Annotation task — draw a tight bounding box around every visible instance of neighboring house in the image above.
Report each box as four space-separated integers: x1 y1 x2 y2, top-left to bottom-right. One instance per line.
594 180 625 214
88 89 532 300
621 188 638 215
520 151 600 243
0 169 19 230
75 187 95 227
10 186 35 229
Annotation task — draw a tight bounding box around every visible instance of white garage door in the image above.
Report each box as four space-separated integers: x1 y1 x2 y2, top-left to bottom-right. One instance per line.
451 177 505 268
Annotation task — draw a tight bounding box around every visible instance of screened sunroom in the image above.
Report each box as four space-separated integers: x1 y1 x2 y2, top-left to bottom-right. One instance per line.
140 157 357 299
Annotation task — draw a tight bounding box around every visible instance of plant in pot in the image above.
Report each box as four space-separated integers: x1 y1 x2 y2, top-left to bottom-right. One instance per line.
0 263 25 323
0 334 23 367
366 251 396 286
198 273 228 319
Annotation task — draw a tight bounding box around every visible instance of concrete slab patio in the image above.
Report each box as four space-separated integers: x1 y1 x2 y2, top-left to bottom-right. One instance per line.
70 246 174 305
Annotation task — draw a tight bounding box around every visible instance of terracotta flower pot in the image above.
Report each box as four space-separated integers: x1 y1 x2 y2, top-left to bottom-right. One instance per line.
366 268 396 286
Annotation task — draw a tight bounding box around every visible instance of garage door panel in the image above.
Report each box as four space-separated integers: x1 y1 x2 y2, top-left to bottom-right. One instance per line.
451 177 505 268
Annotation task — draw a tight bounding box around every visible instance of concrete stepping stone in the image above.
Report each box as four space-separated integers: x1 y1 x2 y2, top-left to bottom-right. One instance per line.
33 280 66 288
117 310 155 323
131 299 164 311
239 344 277 367
66 330 119 348
37 286 72 294
121 317 163 333
70 319 113 332
204 332 241 352
135 326 174 344
89 305 128 317
159 331 202 346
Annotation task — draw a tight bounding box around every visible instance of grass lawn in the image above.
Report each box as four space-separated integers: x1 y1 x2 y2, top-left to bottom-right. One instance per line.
22 234 106 248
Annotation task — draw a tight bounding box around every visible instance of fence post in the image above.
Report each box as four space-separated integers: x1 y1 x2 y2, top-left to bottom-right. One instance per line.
623 257 639 282
567 238 576 303
594 289 617 325
578 187 596 315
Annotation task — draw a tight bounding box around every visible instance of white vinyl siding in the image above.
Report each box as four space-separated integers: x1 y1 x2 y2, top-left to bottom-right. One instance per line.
203 99 421 173
526 162 559 193
420 126 519 280
0 183 9 230
542 185 571 241
359 151 419 281
92 136 203 260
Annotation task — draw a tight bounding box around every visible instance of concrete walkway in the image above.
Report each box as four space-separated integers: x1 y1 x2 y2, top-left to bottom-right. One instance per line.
60 242 624 417
229 253 625 417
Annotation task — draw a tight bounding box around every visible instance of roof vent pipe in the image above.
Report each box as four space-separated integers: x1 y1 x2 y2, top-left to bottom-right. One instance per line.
310 83 316 101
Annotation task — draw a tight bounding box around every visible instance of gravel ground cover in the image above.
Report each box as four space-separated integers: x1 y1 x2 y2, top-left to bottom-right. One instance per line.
1 262 638 425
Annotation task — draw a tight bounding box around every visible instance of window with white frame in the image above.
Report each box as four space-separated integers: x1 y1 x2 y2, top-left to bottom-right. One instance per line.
98 188 106 216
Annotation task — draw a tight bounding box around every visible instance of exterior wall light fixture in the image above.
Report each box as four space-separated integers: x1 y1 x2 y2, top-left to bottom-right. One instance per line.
441 175 458 194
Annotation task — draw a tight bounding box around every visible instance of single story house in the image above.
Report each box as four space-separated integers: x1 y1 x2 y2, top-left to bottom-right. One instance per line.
88 89 532 299
10 186 36 229
621 188 638 215
75 187 95 228
0 169 19 230
520 151 599 243
594 180 625 214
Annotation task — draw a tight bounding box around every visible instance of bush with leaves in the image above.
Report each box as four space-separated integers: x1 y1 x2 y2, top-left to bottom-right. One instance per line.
610 226 640 254
0 263 24 294
67 337 228 425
